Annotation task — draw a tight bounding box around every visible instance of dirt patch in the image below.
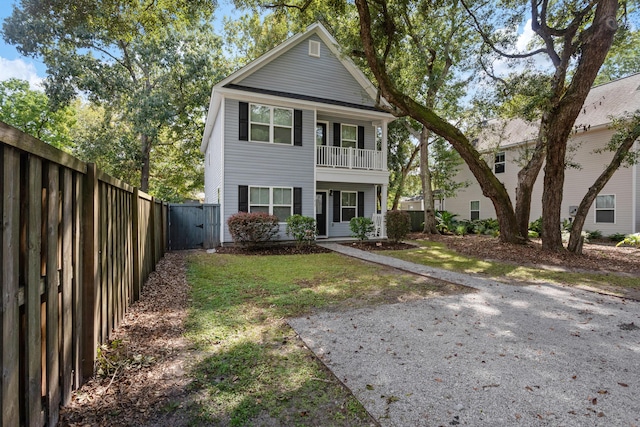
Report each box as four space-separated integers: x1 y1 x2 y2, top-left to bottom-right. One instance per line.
412 233 640 276
341 241 418 251
60 252 196 427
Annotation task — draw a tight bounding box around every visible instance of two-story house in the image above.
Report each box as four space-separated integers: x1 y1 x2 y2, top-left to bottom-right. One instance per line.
200 23 394 244
444 73 640 236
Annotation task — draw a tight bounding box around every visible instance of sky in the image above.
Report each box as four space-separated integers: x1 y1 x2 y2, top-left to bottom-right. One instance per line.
0 1 46 87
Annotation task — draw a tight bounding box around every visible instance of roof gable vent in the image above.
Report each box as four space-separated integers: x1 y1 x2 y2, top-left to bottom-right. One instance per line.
309 40 320 57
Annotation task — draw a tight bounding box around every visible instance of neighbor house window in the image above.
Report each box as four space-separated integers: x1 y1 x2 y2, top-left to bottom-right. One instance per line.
470 200 480 220
595 194 615 223
250 104 293 144
341 124 357 148
249 186 292 221
341 191 357 222
494 152 505 174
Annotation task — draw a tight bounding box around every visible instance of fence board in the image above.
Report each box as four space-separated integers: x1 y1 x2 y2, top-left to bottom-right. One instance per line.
73 175 83 388
1 146 21 427
82 163 99 379
25 155 43 426
46 164 60 426
61 169 73 405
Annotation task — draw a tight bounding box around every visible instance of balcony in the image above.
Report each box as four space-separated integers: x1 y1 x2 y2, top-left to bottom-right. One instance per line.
316 146 385 171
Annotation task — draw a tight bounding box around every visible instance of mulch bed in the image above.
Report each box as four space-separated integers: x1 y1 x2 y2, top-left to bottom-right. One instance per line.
340 241 418 251
214 244 332 255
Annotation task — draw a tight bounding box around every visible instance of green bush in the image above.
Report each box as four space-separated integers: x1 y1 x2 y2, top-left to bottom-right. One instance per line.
285 214 316 246
586 230 602 240
386 210 411 242
609 232 626 243
455 224 467 236
529 217 543 236
435 211 458 234
616 233 640 248
227 212 279 247
349 217 375 241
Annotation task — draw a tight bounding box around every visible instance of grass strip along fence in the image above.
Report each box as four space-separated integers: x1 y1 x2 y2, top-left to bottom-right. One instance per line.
1 121 167 427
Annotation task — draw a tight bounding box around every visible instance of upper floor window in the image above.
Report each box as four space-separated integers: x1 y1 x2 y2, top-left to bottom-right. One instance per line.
250 186 293 221
250 103 293 144
341 124 358 148
494 152 505 174
595 194 615 223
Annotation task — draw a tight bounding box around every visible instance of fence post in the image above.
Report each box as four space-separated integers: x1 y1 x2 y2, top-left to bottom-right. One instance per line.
132 188 140 301
82 163 100 379
150 196 156 267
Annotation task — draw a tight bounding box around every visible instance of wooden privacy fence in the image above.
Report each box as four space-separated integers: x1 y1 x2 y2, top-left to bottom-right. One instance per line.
1 122 167 426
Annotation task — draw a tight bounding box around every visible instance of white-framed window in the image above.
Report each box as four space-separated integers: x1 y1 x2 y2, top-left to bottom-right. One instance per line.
470 200 480 220
249 103 293 144
341 191 357 222
494 152 505 174
341 124 357 148
595 194 615 223
249 186 293 221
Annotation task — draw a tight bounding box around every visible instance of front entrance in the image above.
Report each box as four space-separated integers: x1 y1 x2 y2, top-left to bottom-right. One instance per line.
315 191 327 237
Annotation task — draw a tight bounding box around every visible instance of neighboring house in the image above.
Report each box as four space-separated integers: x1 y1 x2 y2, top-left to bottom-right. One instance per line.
445 73 640 236
200 23 394 244
399 195 445 211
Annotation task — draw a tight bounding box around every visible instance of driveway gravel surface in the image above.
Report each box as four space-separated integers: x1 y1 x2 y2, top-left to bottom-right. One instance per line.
289 244 640 426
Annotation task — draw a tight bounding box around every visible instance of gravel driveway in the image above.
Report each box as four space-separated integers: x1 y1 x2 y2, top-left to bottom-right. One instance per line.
289 247 640 426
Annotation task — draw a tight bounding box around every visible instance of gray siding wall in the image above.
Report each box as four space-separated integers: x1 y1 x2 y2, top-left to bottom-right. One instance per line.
222 98 315 243
237 34 377 109
316 182 377 238
317 114 377 150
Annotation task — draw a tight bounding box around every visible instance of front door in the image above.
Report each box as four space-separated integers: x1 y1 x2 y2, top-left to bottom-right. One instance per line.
316 191 327 237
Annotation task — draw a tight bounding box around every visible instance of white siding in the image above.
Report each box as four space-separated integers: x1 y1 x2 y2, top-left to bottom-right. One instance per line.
446 127 638 236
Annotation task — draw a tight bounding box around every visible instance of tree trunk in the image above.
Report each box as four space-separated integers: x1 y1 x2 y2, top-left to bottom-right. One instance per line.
391 144 419 210
515 139 546 238
567 116 640 253
420 127 438 233
540 0 619 251
140 133 152 192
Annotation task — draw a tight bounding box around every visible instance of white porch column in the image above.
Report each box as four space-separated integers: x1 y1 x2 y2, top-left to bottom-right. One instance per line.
381 183 388 238
381 120 388 171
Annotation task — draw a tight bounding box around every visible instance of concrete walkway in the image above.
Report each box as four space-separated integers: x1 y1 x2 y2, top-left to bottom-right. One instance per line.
289 243 640 426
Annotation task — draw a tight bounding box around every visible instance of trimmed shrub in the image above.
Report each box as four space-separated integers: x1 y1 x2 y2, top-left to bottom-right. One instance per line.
386 210 411 243
586 230 602 240
528 217 543 236
227 212 279 247
609 232 626 243
616 233 640 248
350 217 375 241
285 214 316 246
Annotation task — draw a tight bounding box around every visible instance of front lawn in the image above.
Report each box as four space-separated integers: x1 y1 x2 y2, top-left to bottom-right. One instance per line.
184 252 466 426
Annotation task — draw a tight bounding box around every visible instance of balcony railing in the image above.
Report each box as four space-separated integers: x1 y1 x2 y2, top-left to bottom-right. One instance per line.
316 146 385 171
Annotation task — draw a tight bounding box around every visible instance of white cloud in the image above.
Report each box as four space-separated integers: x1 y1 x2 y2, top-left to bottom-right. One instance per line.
0 57 44 89
516 19 537 52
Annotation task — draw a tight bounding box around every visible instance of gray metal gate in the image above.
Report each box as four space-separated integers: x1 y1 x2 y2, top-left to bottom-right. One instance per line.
168 203 220 250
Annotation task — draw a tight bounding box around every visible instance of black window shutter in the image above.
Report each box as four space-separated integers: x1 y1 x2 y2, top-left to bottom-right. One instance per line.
357 191 365 217
333 123 341 147
293 187 302 215
294 110 303 146
333 191 341 222
238 185 248 212
239 102 249 141
357 125 365 149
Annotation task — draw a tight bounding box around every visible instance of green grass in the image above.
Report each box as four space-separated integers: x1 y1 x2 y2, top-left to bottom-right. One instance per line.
387 240 640 291
184 252 456 426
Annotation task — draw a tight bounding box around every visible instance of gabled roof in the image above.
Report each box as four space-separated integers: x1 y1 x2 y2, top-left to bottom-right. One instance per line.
201 22 389 152
477 73 640 150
